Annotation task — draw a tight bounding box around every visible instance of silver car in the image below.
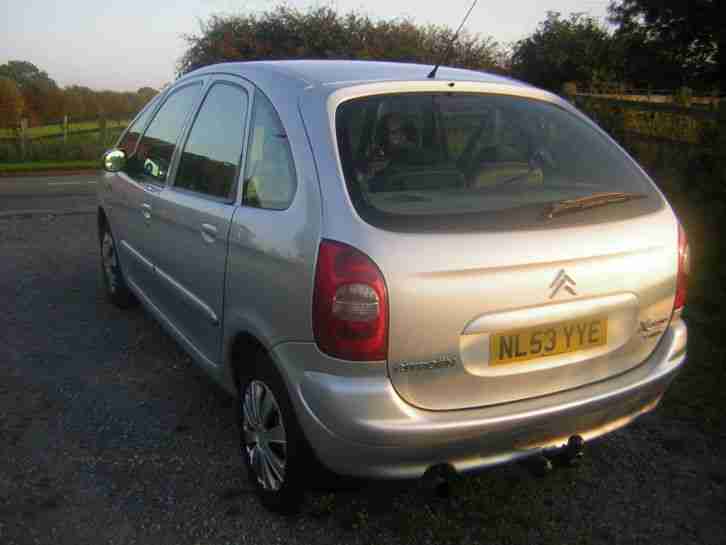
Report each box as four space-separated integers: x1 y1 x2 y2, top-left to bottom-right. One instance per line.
98 60 689 513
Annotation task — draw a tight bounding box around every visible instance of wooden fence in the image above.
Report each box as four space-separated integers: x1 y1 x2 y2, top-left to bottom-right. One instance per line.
571 93 725 150
0 116 128 162
566 91 726 198
577 91 721 108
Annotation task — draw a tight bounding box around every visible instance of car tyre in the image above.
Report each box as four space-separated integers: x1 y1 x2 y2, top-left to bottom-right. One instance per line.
238 352 306 514
100 221 137 309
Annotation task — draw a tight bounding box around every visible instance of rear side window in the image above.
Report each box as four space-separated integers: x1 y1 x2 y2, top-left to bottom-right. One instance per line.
124 83 202 184
175 83 248 199
243 91 296 210
336 93 659 232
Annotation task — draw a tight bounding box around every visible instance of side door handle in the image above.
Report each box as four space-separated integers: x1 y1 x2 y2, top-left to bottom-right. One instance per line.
141 203 152 221
201 223 217 243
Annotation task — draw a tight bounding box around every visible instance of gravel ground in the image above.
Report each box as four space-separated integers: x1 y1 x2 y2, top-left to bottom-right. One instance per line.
0 213 724 545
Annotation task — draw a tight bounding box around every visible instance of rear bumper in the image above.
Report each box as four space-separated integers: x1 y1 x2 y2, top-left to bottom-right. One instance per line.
272 318 687 479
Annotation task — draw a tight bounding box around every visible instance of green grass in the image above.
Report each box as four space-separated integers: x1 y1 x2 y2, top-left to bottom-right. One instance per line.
0 160 100 173
0 119 128 139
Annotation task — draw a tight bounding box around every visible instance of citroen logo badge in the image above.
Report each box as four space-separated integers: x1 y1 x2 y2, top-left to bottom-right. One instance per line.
550 269 577 298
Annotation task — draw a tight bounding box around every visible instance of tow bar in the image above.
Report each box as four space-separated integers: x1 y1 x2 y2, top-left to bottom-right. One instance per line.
525 435 585 477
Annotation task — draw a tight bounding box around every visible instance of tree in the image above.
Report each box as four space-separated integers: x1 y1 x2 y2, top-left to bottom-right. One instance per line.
177 6 502 77
510 12 617 92
608 1 724 91
0 77 25 129
63 86 87 119
63 85 99 120
0 60 56 91
609 24 685 90
0 61 61 124
136 87 158 104
25 81 65 123
133 87 158 113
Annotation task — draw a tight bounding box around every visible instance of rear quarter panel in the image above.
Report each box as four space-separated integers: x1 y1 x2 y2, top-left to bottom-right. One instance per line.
222 88 323 371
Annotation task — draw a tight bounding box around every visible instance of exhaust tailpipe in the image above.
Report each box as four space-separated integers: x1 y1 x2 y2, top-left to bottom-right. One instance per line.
557 435 585 466
524 435 585 476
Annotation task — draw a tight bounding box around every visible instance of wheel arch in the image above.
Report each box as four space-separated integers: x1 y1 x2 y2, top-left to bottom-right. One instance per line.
227 331 269 390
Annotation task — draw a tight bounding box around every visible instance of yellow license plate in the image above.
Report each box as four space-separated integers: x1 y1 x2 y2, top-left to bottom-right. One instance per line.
489 317 608 366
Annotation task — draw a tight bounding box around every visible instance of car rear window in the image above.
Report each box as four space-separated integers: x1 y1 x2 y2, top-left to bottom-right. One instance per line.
335 93 660 232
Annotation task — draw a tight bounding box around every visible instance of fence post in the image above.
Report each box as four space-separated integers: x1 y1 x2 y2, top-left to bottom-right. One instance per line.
99 116 107 145
63 115 69 144
562 82 577 104
674 87 693 108
19 118 28 160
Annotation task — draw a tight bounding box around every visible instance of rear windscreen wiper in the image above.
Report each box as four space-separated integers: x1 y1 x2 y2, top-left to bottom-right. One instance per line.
543 192 647 220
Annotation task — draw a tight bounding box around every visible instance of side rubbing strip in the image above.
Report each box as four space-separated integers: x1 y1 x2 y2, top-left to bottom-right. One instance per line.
155 266 220 326
120 240 219 326
120 240 154 271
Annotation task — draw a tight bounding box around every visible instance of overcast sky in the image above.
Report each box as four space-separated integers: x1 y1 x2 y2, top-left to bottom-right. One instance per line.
1 0 610 91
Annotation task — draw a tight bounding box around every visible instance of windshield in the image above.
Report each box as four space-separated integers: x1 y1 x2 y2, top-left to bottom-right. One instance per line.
335 93 659 232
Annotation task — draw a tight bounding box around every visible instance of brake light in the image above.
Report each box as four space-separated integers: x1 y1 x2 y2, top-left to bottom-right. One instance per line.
313 240 388 361
674 223 689 312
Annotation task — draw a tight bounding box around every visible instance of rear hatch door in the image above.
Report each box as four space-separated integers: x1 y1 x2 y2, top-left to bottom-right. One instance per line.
377 207 677 410
330 88 678 410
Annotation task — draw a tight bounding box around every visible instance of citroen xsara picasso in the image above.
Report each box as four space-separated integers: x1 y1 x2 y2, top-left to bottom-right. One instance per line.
98 61 688 512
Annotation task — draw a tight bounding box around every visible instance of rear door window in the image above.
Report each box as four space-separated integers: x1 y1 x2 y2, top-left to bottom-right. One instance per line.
124 82 202 185
174 83 248 200
336 93 660 232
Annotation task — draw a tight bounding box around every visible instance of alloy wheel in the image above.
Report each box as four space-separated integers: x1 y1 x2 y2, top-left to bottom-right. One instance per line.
242 380 288 491
101 232 118 293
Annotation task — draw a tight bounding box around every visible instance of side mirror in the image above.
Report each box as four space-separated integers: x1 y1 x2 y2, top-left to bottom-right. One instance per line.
103 149 126 173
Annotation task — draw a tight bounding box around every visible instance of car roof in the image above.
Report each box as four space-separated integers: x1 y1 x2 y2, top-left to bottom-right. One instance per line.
176 60 563 139
184 60 527 92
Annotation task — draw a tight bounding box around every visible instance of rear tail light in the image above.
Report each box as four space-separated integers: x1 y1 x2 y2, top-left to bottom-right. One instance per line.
674 223 689 313
313 240 388 361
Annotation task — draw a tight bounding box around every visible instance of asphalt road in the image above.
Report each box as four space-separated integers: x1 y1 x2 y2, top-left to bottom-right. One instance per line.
0 173 100 214
0 207 724 545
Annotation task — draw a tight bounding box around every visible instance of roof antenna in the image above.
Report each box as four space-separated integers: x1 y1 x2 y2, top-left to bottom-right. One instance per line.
428 0 479 79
